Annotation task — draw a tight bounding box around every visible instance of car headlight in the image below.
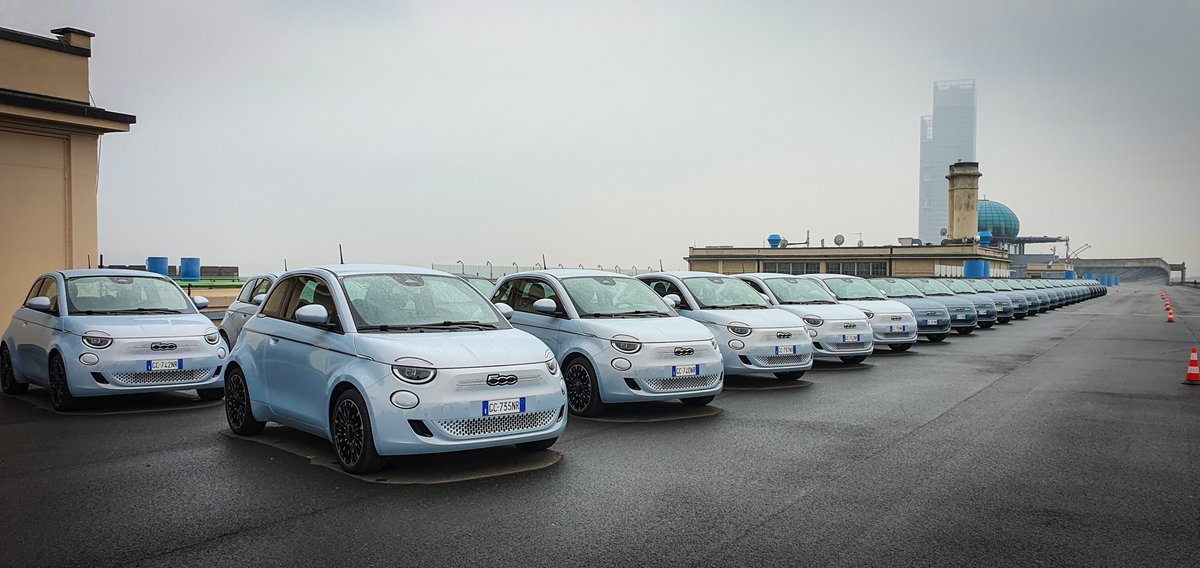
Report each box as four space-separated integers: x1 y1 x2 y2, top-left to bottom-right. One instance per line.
392 365 436 384
802 316 824 327
860 309 874 319
727 322 752 336
545 350 558 374
710 337 718 350
611 334 641 354
82 334 112 349
204 328 220 345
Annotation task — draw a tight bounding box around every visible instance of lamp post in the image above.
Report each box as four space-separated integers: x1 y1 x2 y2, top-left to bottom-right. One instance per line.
456 260 464 274
614 265 621 274
535 262 543 270
486 261 493 279
557 263 564 269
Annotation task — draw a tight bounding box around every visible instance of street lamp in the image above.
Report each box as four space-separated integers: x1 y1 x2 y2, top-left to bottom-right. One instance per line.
486 261 493 279
456 260 464 274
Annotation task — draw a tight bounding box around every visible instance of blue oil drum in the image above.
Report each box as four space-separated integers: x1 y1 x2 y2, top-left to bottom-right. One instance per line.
146 256 169 277
180 257 201 282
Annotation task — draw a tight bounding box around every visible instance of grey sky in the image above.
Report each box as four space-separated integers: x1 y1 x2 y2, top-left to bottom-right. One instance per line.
4 1 1197 276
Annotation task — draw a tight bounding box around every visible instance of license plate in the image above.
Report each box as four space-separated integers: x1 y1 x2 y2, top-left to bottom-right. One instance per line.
841 334 860 342
672 364 698 377
925 319 938 326
889 325 907 332
955 314 966 320
483 397 525 416
147 359 182 372
775 345 796 355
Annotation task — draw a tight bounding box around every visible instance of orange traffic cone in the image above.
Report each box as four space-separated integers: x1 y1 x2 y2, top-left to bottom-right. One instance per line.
1168 310 1175 323
1184 348 1199 385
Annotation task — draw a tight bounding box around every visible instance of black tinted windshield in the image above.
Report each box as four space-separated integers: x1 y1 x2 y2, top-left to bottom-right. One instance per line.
66 276 192 315
762 277 837 304
342 274 507 331
682 277 770 309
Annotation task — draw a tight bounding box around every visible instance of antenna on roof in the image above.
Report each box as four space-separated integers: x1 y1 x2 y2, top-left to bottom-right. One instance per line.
99 253 104 268
542 254 547 270
659 259 664 271
87 254 92 269
284 258 288 271
339 244 345 264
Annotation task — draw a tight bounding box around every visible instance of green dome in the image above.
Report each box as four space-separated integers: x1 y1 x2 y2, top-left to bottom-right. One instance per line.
978 199 1020 239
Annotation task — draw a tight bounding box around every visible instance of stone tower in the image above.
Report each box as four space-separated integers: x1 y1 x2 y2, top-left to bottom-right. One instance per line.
946 161 981 241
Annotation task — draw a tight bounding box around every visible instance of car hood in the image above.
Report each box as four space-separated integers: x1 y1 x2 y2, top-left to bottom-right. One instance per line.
839 299 913 316
884 297 949 313
921 294 974 308
352 328 551 369
691 308 804 329
774 303 870 321
957 294 997 307
578 316 713 343
977 292 1012 305
62 314 214 338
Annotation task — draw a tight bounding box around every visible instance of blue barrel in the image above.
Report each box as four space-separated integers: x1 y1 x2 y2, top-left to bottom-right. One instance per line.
977 231 993 248
963 260 990 278
146 256 169 276
1085 272 1096 280
180 257 201 282
767 234 782 249
1064 270 1076 279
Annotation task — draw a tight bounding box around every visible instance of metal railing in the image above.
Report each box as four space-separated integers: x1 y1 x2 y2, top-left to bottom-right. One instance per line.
432 263 665 280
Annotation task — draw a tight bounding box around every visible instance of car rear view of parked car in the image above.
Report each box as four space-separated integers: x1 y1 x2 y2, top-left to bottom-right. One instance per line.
220 273 276 347
1 269 226 410
224 265 567 473
735 273 874 364
638 272 813 380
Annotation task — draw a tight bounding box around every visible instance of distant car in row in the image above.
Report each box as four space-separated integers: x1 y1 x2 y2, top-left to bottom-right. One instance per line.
735 273 874 364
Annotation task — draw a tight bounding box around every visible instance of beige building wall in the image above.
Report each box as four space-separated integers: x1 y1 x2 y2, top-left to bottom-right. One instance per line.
0 26 133 318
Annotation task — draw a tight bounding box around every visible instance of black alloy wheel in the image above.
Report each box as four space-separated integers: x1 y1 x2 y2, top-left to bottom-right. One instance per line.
563 357 604 416
1 345 28 394
332 389 384 473
48 354 79 411
225 369 265 435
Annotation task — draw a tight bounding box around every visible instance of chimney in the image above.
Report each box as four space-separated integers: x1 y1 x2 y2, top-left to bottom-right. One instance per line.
946 161 981 241
50 27 94 53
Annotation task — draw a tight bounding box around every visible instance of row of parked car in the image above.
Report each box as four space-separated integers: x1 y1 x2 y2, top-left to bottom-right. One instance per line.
1 267 1104 473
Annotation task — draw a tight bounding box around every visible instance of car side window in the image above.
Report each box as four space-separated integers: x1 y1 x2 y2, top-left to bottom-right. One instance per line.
505 279 561 315
261 277 300 319
39 278 60 315
281 276 341 330
742 279 767 295
24 278 47 305
492 279 519 305
251 278 273 298
643 279 689 309
236 279 259 303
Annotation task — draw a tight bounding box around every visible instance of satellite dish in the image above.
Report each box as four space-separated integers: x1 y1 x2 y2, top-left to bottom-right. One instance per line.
857 240 864 247
779 238 789 248
834 234 845 246
939 227 948 236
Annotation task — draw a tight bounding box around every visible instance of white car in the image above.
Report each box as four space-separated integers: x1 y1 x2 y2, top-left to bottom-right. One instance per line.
492 270 722 416
219 273 276 347
638 272 814 380
796 274 918 351
735 273 875 364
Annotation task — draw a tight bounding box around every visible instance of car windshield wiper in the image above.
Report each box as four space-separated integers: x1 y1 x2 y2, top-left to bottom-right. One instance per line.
104 307 186 314
785 300 836 305
359 321 498 333
708 303 769 309
616 310 671 317
839 296 881 301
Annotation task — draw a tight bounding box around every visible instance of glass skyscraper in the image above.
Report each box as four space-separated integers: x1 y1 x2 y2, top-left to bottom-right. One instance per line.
918 79 976 245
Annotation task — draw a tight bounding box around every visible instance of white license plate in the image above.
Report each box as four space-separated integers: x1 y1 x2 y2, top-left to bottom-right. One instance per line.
483 397 524 416
841 334 860 342
955 314 966 320
775 345 796 356
889 325 907 332
672 364 698 378
925 319 939 326
147 359 182 372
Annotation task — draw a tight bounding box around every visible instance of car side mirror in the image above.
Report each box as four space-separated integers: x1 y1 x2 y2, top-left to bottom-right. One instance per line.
25 296 52 312
192 296 210 310
295 304 330 325
252 294 267 306
759 293 772 304
663 294 681 308
532 298 559 315
495 302 514 320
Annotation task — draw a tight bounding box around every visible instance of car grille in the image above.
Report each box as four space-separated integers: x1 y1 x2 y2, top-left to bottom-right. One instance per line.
823 341 868 351
433 409 558 439
749 354 812 367
110 368 215 385
643 373 722 393
878 332 914 339
950 306 971 312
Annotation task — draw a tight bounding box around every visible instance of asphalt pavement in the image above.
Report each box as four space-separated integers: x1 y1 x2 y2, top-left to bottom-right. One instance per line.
2 284 1198 567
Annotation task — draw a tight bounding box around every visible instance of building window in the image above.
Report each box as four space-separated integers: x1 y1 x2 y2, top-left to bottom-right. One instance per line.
825 262 888 277
763 262 820 275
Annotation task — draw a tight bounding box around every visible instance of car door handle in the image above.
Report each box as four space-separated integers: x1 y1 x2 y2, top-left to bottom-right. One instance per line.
269 337 279 345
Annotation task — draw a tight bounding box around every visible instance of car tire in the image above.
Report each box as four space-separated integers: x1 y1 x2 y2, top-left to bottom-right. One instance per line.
47 353 79 412
774 371 806 380
197 387 225 401
563 356 605 417
332 388 385 474
680 395 715 407
839 355 868 364
1014 314 1026 320
1 344 28 395
516 437 558 451
998 317 1012 324
888 343 912 352
926 334 948 343
225 368 265 436
978 322 995 329
955 327 974 335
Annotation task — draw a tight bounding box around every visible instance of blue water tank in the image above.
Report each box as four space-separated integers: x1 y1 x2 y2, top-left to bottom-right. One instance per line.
977 231 993 248
1064 270 1076 279
146 257 169 277
963 260 990 278
181 257 201 282
1085 272 1096 280
767 234 782 249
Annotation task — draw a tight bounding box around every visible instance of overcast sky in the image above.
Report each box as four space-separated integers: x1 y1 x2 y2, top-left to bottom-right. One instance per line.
3 1 1197 277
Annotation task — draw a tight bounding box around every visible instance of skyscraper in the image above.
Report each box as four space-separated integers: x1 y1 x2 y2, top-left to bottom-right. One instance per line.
918 79 976 245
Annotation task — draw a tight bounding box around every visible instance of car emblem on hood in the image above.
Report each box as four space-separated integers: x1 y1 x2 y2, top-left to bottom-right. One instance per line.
674 347 694 356
890 316 902 321
924 311 939 316
843 323 856 329
776 331 792 339
150 342 176 351
485 374 518 386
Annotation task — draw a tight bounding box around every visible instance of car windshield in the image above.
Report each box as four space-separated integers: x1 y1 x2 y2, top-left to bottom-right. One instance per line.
868 278 925 298
909 279 955 296
1005 280 1027 290
990 280 1013 291
943 279 977 294
462 276 496 296
65 276 192 315
561 276 672 317
762 277 837 304
821 277 886 301
341 274 507 331
682 276 770 309
968 280 997 292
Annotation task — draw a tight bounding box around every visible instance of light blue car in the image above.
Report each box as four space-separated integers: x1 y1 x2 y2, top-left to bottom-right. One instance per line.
224 265 566 473
735 273 875 364
941 279 999 328
220 272 277 347
798 274 919 352
637 272 814 380
492 270 722 416
1 269 225 411
867 278 952 342
905 278 980 335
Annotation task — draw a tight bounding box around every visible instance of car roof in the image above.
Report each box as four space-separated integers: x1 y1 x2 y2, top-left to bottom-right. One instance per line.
58 268 169 278
641 271 731 278
510 269 631 279
309 264 448 277
799 273 864 279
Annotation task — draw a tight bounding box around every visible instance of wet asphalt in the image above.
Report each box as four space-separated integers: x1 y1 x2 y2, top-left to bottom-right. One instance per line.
2 285 1199 567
